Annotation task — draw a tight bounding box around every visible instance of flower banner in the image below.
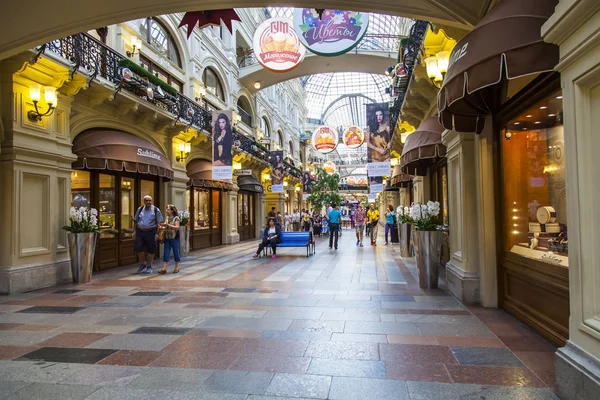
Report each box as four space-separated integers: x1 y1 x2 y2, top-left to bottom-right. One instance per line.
270 150 285 193
212 111 233 180
366 102 391 177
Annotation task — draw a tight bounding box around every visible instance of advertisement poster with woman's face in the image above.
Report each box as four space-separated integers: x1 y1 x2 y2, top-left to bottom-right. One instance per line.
270 150 285 192
366 103 391 177
212 111 233 180
302 171 314 200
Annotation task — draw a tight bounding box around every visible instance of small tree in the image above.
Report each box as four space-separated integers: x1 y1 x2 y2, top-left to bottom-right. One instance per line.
307 168 342 211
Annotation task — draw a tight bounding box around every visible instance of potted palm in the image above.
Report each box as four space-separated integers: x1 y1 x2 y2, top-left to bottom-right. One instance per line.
396 206 414 257
62 207 99 284
410 201 442 289
179 210 190 256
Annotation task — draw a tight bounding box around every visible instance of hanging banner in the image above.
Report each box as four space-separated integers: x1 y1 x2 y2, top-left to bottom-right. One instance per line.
323 161 336 175
368 194 377 202
366 102 391 177
369 176 383 194
293 9 370 57
212 111 233 180
253 18 306 73
302 171 314 195
270 150 285 193
312 126 338 153
343 126 365 149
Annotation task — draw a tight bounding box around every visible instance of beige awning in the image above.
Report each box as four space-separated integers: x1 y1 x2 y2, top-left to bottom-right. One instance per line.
391 166 413 188
186 159 233 190
400 117 446 176
72 129 173 179
438 0 559 133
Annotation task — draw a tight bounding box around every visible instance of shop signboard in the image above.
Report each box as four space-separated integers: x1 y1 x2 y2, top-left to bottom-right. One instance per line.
366 102 391 177
253 18 306 73
212 110 233 180
369 176 383 193
270 150 285 193
260 138 272 145
293 9 369 57
323 161 336 175
368 193 377 202
312 126 338 153
343 126 365 148
234 169 253 176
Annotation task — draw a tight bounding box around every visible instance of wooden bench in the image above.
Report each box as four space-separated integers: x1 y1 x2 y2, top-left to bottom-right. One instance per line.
263 232 315 258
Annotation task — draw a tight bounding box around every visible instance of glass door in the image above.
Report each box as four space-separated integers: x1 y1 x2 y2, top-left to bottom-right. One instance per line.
212 189 222 246
96 174 118 270
119 176 137 265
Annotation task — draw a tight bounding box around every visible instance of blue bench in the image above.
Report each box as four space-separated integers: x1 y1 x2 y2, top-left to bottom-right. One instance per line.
263 232 315 257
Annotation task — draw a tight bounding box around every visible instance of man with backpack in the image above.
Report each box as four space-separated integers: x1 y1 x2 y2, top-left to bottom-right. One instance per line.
133 195 164 274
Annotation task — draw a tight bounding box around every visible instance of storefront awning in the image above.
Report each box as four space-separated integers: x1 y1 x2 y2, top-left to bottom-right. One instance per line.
186 159 233 190
72 129 173 179
400 117 446 176
438 0 559 133
391 166 413 188
237 175 264 194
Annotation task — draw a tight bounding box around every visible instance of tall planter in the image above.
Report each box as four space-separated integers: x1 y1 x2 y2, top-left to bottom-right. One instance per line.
399 223 414 257
413 230 443 289
67 232 98 284
179 225 190 257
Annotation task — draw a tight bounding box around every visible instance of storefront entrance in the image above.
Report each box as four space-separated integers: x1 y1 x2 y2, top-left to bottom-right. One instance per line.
188 188 222 250
238 191 256 241
71 170 160 270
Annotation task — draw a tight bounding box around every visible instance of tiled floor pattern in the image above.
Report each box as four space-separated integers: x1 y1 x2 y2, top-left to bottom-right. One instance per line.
0 230 558 399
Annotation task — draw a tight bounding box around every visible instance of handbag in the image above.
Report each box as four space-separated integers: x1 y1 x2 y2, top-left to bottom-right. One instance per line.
157 227 167 243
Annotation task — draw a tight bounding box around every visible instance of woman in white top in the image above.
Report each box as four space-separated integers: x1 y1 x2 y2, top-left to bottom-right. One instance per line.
284 212 291 231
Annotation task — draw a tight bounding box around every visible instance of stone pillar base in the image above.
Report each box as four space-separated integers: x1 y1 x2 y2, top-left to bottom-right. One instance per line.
0 260 71 294
556 342 600 400
445 262 480 305
225 233 240 245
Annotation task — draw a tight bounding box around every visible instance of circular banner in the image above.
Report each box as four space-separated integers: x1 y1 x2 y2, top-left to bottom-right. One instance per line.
323 161 336 175
312 126 338 153
293 9 369 57
253 18 306 73
343 126 365 148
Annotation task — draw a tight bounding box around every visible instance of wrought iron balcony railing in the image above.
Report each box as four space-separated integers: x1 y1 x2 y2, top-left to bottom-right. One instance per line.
35 32 212 133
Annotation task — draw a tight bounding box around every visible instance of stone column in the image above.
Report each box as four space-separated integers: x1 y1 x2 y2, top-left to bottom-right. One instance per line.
224 184 240 244
257 192 267 237
442 130 481 304
412 176 429 204
543 3 600 398
400 187 411 206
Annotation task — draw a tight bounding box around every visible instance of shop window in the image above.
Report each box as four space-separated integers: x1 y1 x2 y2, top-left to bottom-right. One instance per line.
237 193 243 226
203 67 225 101
141 180 155 202
430 163 449 225
212 190 221 229
121 177 136 238
71 170 91 208
98 174 116 239
501 90 567 266
194 188 210 229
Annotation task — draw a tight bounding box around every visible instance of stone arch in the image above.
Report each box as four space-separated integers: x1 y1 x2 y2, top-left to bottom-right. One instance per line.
150 14 191 71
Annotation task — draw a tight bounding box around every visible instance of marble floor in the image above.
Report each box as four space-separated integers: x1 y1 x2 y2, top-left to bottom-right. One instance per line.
0 229 558 399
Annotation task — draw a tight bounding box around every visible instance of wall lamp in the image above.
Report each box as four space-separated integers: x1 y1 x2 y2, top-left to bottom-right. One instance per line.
254 81 261 89
424 51 450 88
28 86 57 121
126 36 142 57
195 85 206 102
176 142 191 162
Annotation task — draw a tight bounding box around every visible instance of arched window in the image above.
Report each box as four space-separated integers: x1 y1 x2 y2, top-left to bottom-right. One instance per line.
261 117 270 138
288 141 294 158
277 130 284 149
139 17 183 92
236 96 253 126
140 17 182 67
203 68 225 102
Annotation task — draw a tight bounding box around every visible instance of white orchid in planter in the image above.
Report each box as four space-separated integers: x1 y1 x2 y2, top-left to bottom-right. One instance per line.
396 205 414 224
63 207 99 233
180 210 190 226
410 201 441 231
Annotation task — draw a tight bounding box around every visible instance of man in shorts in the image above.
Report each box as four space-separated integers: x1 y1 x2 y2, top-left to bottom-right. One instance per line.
367 203 380 246
354 204 366 247
133 195 164 274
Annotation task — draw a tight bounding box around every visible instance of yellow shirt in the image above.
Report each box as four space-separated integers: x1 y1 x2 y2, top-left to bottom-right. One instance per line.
367 209 379 222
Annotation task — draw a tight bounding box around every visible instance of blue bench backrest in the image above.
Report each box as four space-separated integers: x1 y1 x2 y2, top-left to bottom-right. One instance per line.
279 232 309 244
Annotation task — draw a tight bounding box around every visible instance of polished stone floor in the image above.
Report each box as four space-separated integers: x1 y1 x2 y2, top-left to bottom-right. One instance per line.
0 229 558 399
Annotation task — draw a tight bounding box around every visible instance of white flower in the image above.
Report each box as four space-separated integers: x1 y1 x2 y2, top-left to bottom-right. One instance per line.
410 203 422 221
69 207 77 219
90 208 98 217
396 206 403 216
421 204 429 219
90 214 98 226
427 201 440 217
404 206 410 216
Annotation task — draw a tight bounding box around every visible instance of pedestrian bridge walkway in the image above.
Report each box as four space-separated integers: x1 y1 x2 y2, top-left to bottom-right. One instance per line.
0 228 558 399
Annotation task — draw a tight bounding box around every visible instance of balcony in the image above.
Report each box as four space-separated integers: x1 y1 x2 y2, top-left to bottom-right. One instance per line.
36 32 212 133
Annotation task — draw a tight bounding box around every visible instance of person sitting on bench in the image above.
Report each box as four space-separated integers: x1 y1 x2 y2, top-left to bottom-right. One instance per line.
253 218 281 259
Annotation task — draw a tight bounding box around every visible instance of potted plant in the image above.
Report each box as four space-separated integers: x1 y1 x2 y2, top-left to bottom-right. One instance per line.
179 210 190 257
397 205 414 257
62 206 99 284
410 201 443 289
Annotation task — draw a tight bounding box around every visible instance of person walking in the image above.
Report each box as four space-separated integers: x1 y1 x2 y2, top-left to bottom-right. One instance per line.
268 207 276 223
133 195 164 274
384 204 395 245
158 204 181 274
253 218 281 259
328 202 341 250
355 204 366 247
292 209 300 231
367 203 380 246
284 212 291 232
276 211 283 228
